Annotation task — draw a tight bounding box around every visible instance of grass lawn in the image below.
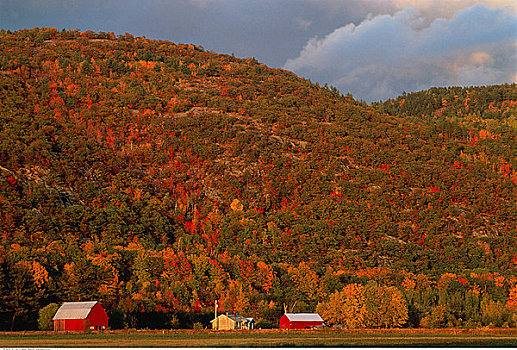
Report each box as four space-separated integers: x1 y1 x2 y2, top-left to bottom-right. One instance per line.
1 329 517 347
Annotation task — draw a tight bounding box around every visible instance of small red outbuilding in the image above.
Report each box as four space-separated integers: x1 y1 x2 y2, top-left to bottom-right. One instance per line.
279 313 324 329
53 301 108 331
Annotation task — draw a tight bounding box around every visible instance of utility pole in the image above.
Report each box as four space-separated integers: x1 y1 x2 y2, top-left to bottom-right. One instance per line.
214 300 219 330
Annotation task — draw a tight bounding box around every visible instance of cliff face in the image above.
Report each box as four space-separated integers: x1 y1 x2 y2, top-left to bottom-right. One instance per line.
0 28 516 330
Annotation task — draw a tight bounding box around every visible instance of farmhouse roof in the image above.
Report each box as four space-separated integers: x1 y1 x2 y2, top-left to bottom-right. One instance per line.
284 313 323 322
53 301 98 320
211 314 253 323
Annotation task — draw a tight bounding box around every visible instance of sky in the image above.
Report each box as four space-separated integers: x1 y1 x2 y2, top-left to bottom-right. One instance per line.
1 0 516 101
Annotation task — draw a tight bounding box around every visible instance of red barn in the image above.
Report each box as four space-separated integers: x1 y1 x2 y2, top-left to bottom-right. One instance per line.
53 301 108 331
279 313 324 329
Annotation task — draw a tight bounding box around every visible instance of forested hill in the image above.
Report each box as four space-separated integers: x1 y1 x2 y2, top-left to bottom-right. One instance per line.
0 28 516 330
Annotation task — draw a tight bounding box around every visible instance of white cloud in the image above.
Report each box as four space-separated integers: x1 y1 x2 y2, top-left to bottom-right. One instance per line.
392 0 516 10
304 0 516 23
385 0 516 20
284 4 517 101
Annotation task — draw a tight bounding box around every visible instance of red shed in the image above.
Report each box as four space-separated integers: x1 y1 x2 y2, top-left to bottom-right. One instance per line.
53 301 108 331
279 313 324 329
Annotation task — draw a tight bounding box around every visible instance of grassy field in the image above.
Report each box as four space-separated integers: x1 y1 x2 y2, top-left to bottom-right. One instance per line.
2 329 517 347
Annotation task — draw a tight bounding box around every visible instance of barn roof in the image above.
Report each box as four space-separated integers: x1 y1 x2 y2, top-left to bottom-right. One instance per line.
284 313 323 322
53 301 98 320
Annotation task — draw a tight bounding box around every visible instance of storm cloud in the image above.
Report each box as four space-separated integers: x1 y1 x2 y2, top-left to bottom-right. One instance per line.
1 0 515 101
285 4 517 101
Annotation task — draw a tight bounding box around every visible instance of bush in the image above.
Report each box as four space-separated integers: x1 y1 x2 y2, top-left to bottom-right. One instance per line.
38 303 59 331
169 314 180 329
193 322 204 330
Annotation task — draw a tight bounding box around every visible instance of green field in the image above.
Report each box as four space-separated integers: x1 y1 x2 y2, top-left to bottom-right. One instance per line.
2 329 517 347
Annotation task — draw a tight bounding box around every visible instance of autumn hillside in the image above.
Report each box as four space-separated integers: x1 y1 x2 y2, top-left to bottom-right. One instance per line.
0 28 516 330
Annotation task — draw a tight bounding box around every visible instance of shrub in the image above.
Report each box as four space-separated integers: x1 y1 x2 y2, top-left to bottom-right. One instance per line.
169 314 180 329
193 322 204 330
38 303 59 331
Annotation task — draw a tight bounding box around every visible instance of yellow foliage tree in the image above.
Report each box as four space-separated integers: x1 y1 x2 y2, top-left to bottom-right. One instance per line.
288 262 320 301
317 282 408 329
256 261 274 292
31 261 49 287
234 284 250 315
481 296 511 327
316 283 366 328
363 282 408 328
15 261 49 287
420 305 454 328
